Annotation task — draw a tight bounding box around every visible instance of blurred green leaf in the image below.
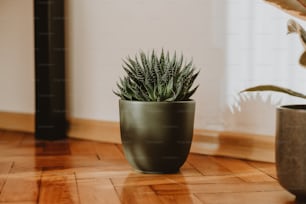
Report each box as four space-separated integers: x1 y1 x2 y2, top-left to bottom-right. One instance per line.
241 85 306 99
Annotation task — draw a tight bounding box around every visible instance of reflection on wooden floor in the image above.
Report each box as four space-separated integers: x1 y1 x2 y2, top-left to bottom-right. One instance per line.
0 130 295 204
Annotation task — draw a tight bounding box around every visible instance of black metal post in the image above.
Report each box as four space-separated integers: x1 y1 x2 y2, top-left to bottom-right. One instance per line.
34 0 66 140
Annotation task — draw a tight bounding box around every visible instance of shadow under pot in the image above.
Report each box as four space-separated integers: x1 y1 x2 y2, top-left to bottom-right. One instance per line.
276 105 306 202
119 100 195 174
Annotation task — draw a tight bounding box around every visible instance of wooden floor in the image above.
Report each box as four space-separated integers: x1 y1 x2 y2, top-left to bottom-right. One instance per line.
0 130 296 204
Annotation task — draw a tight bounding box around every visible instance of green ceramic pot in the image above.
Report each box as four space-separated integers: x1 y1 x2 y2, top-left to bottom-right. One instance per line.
276 105 306 202
119 100 195 174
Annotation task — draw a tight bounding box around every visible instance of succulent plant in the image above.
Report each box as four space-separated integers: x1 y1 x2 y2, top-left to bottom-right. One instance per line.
113 50 199 101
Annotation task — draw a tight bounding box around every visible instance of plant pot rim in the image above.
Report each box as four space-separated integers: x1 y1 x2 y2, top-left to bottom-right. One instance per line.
278 104 306 112
119 99 195 104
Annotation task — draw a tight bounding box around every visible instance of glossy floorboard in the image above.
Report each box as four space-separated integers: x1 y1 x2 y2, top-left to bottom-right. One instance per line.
0 130 296 204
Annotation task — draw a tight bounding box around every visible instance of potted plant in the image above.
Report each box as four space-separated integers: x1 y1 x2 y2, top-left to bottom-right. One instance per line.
113 49 199 174
242 19 306 201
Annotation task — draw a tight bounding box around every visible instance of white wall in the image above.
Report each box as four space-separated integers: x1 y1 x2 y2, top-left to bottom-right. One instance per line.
0 0 303 136
0 0 34 113
66 0 228 131
223 1 306 135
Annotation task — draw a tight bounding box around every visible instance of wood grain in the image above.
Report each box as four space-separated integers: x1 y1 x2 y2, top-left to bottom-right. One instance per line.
196 191 295 204
77 178 121 204
0 172 40 203
0 112 34 133
0 111 275 162
68 118 121 144
0 161 13 195
212 157 275 182
39 173 79 204
0 131 296 204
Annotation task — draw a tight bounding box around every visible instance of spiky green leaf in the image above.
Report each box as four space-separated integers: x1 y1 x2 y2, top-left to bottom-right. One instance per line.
114 50 200 101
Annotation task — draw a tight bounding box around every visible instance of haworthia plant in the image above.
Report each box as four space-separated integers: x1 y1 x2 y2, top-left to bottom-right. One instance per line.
241 19 306 99
113 50 199 101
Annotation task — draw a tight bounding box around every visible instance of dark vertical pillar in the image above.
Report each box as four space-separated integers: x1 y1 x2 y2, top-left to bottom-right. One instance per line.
34 0 66 140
